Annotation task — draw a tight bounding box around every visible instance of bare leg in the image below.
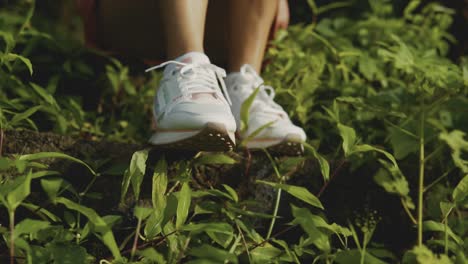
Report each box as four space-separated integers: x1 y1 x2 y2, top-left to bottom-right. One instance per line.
227 0 278 72
159 0 209 59
98 0 209 60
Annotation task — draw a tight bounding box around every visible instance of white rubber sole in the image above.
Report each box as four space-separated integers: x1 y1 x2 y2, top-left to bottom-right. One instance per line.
243 133 304 156
149 122 236 152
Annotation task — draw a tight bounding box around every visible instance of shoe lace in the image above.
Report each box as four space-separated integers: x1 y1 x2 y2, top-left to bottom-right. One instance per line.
239 64 284 116
146 61 232 106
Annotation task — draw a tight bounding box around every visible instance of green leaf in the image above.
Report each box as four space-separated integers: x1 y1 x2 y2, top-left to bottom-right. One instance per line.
64 210 77 228
0 31 15 53
9 106 41 126
240 87 260 133
152 158 168 215
188 244 237 263
5 53 33 75
6 170 32 211
388 125 419 160
134 206 153 221
440 130 468 173
144 212 163 239
373 160 414 209
222 184 238 203
30 83 59 109
55 197 122 259
207 230 234 249
337 124 399 168
337 123 356 156
194 153 237 165
226 204 276 219
19 152 96 176
137 248 166 264
290 205 330 252
291 205 351 236
463 64 468 86
14 219 50 239
0 157 12 170
191 189 234 201
49 243 88 264
403 245 452 264
21 202 60 222
404 0 421 17
30 245 51 264
176 182 191 228
250 245 284 263
182 222 233 235
359 53 378 80
31 170 60 179
121 149 149 201
256 180 323 209
439 201 454 219
271 238 298 263
453 175 468 203
13 237 32 263
335 249 388 264
40 177 63 201
161 194 178 227
193 200 221 215
423 220 463 246
303 142 330 181
354 144 399 168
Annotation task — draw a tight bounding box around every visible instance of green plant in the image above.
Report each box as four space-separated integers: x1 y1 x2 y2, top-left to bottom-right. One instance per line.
1 0 467 263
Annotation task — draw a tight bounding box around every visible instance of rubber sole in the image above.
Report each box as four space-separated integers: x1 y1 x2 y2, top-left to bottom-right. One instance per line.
149 122 236 152
244 134 304 156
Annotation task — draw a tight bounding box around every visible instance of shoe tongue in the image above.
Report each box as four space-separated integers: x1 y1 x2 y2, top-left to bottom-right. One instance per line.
226 71 263 90
172 52 219 102
164 52 211 75
227 71 278 112
177 51 210 64
245 72 264 88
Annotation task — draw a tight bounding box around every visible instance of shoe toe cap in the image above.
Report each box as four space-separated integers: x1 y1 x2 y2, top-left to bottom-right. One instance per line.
157 103 237 132
246 117 307 142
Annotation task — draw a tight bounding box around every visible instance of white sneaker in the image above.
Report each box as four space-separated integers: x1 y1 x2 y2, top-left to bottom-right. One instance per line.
225 64 306 155
146 52 236 151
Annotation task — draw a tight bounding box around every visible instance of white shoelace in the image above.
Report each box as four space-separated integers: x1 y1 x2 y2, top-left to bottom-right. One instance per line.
146 61 232 107
239 64 285 116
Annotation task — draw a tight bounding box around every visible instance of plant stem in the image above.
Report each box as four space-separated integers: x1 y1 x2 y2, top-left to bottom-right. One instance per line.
130 217 142 261
318 159 346 197
266 188 282 240
0 128 4 157
423 168 454 193
175 236 191 263
444 219 448 255
9 210 15 264
226 234 242 264
235 221 251 260
167 181 180 195
423 145 443 163
263 150 283 240
401 198 417 225
360 232 367 264
417 105 425 247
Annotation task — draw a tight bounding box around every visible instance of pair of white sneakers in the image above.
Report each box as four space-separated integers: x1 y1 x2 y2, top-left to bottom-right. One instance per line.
146 52 306 155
